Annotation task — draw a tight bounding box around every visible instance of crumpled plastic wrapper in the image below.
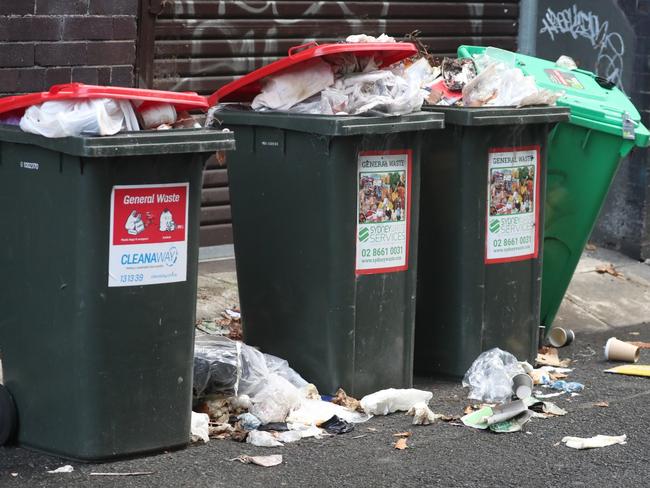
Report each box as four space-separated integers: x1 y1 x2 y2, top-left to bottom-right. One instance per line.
462 348 525 404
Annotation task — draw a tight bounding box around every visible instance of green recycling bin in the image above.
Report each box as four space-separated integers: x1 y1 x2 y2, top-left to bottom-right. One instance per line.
213 109 443 397
458 46 650 331
0 89 234 460
415 106 569 377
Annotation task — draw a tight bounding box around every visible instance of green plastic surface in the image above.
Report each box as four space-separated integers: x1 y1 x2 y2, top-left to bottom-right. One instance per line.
457 46 649 330
0 128 233 460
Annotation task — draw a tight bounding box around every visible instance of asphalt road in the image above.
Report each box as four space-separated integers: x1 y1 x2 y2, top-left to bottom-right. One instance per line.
1 324 649 488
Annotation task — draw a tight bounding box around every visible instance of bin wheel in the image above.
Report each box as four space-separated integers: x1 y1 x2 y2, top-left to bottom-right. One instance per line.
0 385 17 446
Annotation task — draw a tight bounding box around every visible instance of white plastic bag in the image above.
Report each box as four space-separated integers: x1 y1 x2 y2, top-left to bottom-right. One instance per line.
249 374 303 424
252 58 334 111
359 388 433 415
286 398 371 425
20 98 138 138
462 348 525 403
246 430 283 448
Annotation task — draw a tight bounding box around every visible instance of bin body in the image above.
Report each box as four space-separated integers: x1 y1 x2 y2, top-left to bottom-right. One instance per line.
415 107 568 377
0 126 234 460
216 111 443 397
457 46 650 331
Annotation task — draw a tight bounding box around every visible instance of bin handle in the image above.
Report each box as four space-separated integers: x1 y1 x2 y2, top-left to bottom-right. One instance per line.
288 42 318 57
49 83 83 94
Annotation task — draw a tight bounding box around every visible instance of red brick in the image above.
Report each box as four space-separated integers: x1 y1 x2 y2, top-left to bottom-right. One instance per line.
112 16 137 40
63 16 112 40
71 66 99 85
35 42 87 66
86 41 135 65
0 43 35 68
110 66 134 87
45 67 73 87
0 17 61 41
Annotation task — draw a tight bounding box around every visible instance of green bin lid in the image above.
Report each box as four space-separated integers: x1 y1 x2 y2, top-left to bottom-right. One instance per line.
457 46 649 148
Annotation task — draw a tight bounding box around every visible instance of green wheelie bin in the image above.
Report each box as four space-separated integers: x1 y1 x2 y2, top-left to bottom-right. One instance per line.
458 46 650 332
415 106 569 377
0 84 235 460
207 42 445 397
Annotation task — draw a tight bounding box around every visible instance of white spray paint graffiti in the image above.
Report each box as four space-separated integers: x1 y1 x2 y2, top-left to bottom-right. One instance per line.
539 4 625 90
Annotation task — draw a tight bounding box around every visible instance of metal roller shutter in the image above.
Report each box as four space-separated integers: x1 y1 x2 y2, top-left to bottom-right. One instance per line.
142 1 520 247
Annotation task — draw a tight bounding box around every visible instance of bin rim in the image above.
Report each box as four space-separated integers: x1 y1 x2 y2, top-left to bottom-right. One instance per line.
422 105 570 126
0 83 209 117
210 108 444 136
208 42 418 106
0 123 235 157
456 45 649 147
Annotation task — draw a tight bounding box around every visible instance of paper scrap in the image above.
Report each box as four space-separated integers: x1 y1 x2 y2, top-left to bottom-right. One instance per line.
562 434 627 450
47 465 74 474
231 455 283 468
394 437 408 450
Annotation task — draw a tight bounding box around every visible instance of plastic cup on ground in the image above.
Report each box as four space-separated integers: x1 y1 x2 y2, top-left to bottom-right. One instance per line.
548 327 575 348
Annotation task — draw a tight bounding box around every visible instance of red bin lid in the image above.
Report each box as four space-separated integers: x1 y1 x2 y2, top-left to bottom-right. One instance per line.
0 83 209 116
208 42 418 106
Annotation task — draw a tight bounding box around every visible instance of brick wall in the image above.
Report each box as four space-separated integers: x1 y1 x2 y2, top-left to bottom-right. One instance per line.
0 0 138 96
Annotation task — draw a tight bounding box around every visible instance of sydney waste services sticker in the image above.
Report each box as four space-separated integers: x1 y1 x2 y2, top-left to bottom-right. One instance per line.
486 146 540 264
108 183 189 287
356 151 411 275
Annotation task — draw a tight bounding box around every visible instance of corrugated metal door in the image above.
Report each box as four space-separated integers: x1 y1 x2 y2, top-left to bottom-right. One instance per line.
145 1 520 247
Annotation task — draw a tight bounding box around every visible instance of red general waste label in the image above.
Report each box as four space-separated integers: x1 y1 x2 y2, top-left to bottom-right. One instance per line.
108 183 189 287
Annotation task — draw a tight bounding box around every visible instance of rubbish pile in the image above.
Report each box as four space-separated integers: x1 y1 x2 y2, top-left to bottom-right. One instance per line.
424 47 562 108
190 336 449 447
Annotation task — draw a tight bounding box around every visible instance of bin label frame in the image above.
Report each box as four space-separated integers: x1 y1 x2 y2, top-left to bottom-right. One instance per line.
108 183 189 287
485 145 540 264
355 150 412 275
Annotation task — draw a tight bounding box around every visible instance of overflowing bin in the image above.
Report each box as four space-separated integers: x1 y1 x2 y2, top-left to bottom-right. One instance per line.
208 43 444 397
415 106 569 377
0 84 235 460
457 46 650 332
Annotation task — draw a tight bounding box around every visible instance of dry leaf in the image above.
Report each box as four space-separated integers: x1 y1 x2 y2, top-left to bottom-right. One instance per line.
593 401 609 408
394 438 408 450
628 341 650 349
536 347 571 367
585 243 597 251
393 432 412 438
595 263 623 277
463 405 475 415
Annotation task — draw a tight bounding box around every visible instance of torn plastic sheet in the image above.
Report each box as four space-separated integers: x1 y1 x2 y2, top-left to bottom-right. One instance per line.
286 398 371 425
360 389 433 416
462 348 525 404
562 434 627 450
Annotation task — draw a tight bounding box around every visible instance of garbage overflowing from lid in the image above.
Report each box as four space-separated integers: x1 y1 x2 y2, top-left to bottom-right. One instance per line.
0 83 210 138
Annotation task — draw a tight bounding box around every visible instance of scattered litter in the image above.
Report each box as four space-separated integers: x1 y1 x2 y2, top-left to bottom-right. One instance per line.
595 263 623 277
394 437 409 450
406 402 445 425
585 243 597 251
512 373 533 399
190 412 210 443
561 434 627 450
359 388 433 415
536 346 571 368
237 412 262 431
489 410 533 433
548 327 575 348
605 337 640 363
196 308 242 340
629 332 640 336
47 465 74 474
320 415 355 435
258 422 289 432
331 388 362 411
246 430 283 448
90 472 154 477
209 422 234 439
526 397 568 417
302 384 321 401
277 430 302 443
393 432 412 437
534 391 565 399
604 364 650 377
547 380 584 393
462 348 525 403
287 398 371 425
286 423 325 440
594 401 610 408
351 434 367 439
231 455 283 468
461 406 493 430
484 400 528 426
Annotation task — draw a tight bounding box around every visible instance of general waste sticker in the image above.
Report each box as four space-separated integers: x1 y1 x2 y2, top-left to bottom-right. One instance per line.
356 151 411 275
486 146 540 264
109 183 189 287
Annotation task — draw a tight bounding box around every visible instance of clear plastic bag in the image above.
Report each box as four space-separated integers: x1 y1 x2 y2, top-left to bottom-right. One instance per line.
19 98 138 138
462 348 525 404
249 374 303 424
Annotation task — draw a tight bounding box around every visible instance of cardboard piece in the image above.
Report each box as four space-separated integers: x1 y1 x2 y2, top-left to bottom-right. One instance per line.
604 364 650 377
